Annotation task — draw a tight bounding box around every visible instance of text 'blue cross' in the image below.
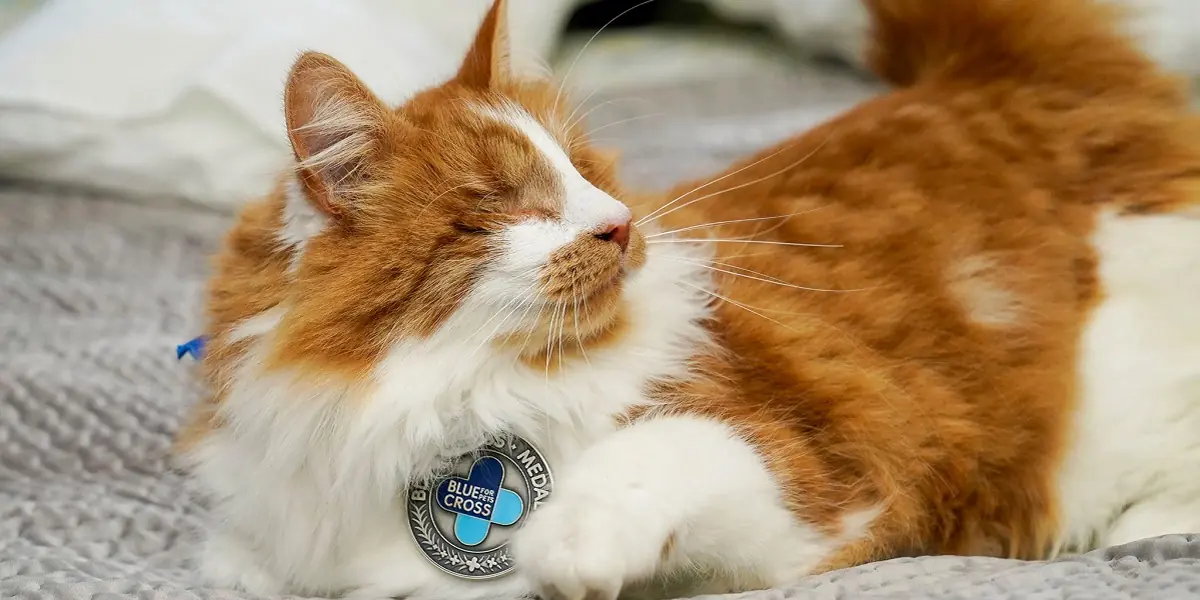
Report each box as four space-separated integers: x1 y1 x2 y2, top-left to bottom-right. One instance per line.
435 456 523 546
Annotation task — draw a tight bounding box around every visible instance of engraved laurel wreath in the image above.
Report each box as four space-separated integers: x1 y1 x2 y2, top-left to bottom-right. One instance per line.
410 498 514 575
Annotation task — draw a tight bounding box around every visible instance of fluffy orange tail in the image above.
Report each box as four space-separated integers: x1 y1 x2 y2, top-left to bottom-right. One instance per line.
863 0 1159 91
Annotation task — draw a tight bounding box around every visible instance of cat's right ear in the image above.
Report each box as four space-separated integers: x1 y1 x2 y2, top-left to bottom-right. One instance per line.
455 0 510 89
284 52 387 216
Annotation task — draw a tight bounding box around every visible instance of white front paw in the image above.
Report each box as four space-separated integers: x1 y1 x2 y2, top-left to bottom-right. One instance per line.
201 534 283 595
513 495 664 600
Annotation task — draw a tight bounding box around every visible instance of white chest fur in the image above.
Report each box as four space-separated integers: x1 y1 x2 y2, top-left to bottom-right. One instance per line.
183 247 714 598
1057 208 1200 550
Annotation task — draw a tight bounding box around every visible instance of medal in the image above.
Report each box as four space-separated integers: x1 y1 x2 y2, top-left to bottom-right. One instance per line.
407 434 553 579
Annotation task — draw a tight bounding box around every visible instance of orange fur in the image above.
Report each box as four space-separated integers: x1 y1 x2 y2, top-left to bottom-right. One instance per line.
649 0 1200 563
178 1 642 450
179 0 1200 582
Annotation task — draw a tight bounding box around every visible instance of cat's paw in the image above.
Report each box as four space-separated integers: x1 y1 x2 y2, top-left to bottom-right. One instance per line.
200 534 284 595
513 495 664 600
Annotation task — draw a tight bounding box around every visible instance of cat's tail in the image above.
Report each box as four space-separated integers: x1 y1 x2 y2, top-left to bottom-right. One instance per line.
862 0 1163 92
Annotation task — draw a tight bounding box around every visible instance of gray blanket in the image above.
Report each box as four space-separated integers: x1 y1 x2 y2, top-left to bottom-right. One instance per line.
3 64 1200 599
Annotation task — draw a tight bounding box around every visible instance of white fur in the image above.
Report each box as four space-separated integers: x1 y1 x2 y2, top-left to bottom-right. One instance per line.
1112 0 1200 81
474 103 635 299
514 416 878 599
479 104 632 230
946 255 1022 328
230 307 285 342
184 106 861 599
487 106 632 232
278 176 328 269
188 240 714 597
1056 208 1200 551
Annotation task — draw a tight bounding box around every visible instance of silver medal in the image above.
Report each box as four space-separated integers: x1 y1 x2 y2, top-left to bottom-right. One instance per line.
407 434 553 579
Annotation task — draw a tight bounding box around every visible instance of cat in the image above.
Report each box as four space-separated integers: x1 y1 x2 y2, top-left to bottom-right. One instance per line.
174 0 1200 598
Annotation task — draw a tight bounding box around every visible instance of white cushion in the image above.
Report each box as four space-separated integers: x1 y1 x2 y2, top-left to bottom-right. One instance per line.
0 0 568 210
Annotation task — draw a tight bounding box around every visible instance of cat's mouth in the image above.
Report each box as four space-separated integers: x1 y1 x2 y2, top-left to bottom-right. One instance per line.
500 225 645 357
538 264 626 316
540 230 643 305
493 255 632 359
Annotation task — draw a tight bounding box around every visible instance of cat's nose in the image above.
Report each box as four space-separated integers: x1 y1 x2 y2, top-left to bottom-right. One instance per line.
594 217 632 252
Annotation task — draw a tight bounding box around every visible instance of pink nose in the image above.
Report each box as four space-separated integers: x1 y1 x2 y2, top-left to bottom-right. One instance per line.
595 217 632 252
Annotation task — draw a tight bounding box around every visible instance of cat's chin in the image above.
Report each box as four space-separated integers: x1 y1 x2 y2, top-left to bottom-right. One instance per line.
497 281 630 362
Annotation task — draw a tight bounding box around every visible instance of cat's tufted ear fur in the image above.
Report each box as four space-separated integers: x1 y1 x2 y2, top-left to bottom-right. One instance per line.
284 51 388 216
455 0 511 89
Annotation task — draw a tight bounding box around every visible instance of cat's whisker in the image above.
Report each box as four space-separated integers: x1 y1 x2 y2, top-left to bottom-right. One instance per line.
710 249 777 259
661 257 865 293
644 207 828 239
503 291 541 349
636 142 799 226
463 267 544 357
570 136 623 148
477 304 526 358
561 87 603 134
544 302 560 373
556 301 569 370
556 302 569 368
662 256 793 285
566 96 654 137
676 280 805 335
464 294 523 345
723 217 793 242
688 214 800 251
462 292 531 363
640 136 831 227
517 301 545 357
572 290 592 368
647 238 842 248
543 304 556 389
581 287 598 350
544 301 561 374
552 0 662 114
581 113 666 140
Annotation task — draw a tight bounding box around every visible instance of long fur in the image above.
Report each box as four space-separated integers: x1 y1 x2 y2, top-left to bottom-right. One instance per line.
177 0 1200 598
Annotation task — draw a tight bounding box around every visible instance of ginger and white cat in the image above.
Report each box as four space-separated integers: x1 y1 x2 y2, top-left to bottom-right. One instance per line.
175 1 1200 599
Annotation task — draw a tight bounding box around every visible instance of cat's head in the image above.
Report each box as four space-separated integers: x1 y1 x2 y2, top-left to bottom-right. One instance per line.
270 0 647 371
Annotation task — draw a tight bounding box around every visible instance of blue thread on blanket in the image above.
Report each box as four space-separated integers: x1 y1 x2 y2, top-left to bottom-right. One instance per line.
176 336 206 361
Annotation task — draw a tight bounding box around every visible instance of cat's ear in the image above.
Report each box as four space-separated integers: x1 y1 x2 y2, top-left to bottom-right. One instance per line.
284 51 387 216
455 0 511 89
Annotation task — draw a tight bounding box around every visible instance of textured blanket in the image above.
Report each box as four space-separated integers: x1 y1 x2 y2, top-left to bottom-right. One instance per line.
3 65 1200 599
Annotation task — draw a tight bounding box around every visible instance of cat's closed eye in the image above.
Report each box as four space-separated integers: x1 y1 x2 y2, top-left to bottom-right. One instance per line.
452 222 490 236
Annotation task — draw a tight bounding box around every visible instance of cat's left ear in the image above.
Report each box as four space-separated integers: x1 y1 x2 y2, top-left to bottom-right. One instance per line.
455 0 510 89
284 51 388 216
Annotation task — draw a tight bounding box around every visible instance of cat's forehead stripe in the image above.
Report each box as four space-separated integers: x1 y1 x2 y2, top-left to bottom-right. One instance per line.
473 103 577 179
473 103 632 231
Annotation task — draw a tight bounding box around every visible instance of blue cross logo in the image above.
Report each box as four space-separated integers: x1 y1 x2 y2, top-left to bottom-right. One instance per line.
435 456 524 546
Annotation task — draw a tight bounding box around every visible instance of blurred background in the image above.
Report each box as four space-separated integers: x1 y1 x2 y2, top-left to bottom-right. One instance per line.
0 0 1195 209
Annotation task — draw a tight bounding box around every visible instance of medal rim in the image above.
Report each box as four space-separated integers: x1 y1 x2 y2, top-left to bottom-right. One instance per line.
406 434 553 580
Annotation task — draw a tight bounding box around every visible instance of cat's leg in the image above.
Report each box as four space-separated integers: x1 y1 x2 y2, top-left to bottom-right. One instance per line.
512 415 873 600
200 531 285 595
1104 490 1200 547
